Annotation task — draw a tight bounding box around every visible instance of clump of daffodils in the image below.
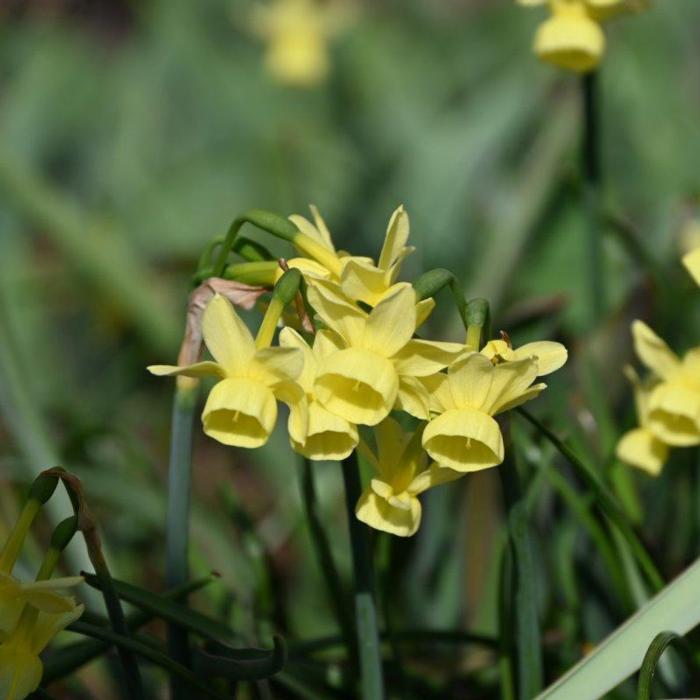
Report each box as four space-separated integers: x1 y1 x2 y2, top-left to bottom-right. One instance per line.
248 0 352 87
516 0 648 73
616 249 700 475
150 205 567 536
0 476 84 700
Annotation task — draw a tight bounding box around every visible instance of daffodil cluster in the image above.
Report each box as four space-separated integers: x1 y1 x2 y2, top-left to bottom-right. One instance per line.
0 478 84 700
151 206 567 536
616 248 700 476
517 0 648 73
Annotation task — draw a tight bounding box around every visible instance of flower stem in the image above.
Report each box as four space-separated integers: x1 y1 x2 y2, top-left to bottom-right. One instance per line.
581 72 605 323
341 452 385 700
165 380 198 700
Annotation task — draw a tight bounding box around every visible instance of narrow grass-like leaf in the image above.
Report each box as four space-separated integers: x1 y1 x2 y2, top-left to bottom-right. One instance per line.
82 572 236 643
536 556 700 700
637 631 681 700
192 636 285 681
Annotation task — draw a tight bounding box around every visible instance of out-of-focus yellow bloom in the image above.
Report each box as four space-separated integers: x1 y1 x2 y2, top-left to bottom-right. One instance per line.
616 366 669 476
0 575 83 641
279 327 358 460
422 353 545 472
585 0 649 22
307 281 463 426
149 294 305 448
682 247 700 286
632 321 700 447
355 419 462 537
0 600 84 700
481 338 568 376
249 0 348 87
533 0 605 73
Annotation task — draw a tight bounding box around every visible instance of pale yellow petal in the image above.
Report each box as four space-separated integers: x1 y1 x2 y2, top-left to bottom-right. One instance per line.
512 341 568 376
274 257 332 283
315 348 398 426
423 408 504 472
420 372 455 414
495 382 547 414
415 298 435 328
29 603 84 655
274 380 308 446
202 378 277 448
312 328 345 359
484 359 539 415
278 327 316 392
253 346 304 383
632 321 680 380
647 384 700 447
378 205 410 271
447 353 494 411
395 376 431 420
391 339 464 377
616 428 668 476
481 339 514 363
202 294 256 372
339 258 389 307
306 280 367 344
682 247 700 286
147 362 226 379
291 401 357 461
0 646 43 700
363 283 416 357
355 489 422 537
409 464 464 495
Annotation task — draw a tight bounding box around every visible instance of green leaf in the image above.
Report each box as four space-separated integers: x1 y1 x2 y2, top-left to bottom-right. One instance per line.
637 631 680 700
82 572 237 644
192 636 286 681
536 556 700 700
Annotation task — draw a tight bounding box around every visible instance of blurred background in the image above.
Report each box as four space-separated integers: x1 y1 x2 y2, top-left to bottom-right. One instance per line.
2 0 700 697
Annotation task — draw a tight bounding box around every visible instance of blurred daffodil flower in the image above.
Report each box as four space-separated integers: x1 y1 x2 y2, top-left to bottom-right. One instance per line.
682 246 700 286
149 294 305 448
0 600 84 700
249 0 351 87
279 327 358 460
422 353 546 472
481 337 568 376
307 281 463 426
632 320 700 447
616 366 669 476
355 419 462 537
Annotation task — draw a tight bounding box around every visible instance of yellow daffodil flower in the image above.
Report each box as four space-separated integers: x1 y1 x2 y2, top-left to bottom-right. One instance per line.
422 353 545 472
533 0 605 73
682 247 700 286
480 337 568 375
355 419 462 537
616 366 669 476
279 327 358 460
307 280 463 426
0 575 83 640
149 294 305 448
249 0 348 87
0 600 84 700
632 320 700 446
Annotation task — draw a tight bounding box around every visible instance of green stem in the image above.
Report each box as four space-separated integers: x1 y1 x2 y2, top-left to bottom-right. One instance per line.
166 382 198 699
341 452 385 700
299 458 357 670
581 72 605 323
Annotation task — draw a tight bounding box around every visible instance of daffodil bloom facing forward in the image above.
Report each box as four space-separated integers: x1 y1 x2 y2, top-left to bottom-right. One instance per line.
279 327 358 460
616 366 669 476
632 321 700 446
307 281 463 426
0 600 84 700
533 0 605 73
355 419 462 537
481 337 568 375
422 353 545 472
149 294 305 448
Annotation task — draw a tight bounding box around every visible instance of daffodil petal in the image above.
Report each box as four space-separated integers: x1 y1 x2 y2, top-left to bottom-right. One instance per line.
291 401 357 461
306 280 366 344
632 321 680 380
339 258 388 307
485 359 539 415
647 384 700 447
378 205 410 271
423 408 504 472
682 247 700 286
513 341 568 376
29 604 85 655
253 346 304 383
355 489 421 537
147 362 225 379
415 298 435 328
395 376 430 420
202 378 277 448
447 353 494 410
391 339 464 377
0 646 43 700
202 294 256 372
420 372 455 413
616 428 668 476
363 283 416 357
409 464 464 495
274 380 308 446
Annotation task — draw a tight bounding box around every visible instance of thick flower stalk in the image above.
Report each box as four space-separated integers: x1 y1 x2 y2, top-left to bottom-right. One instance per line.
355 419 462 537
422 353 547 472
149 293 306 448
307 280 463 426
